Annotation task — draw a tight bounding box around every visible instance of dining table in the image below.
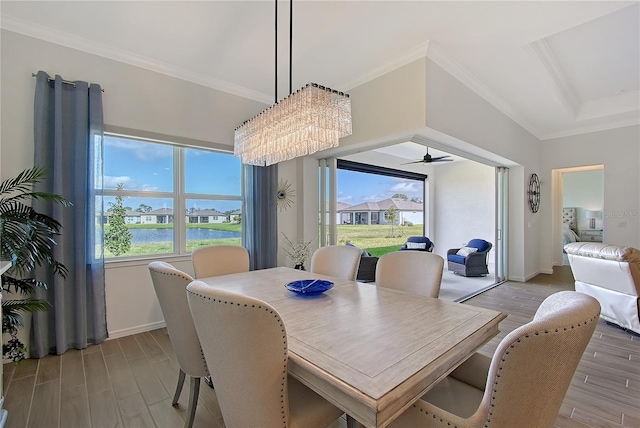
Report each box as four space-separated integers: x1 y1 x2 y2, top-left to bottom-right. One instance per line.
196 266 506 428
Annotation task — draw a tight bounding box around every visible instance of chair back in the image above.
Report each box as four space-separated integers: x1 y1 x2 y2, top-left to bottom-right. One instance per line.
467 239 492 254
186 281 291 427
192 245 250 278
375 251 444 298
401 236 434 252
310 245 362 281
471 291 599 428
147 262 208 378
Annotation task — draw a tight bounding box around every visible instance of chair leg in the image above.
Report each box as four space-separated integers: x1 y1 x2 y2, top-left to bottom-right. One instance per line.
172 369 186 406
184 376 201 428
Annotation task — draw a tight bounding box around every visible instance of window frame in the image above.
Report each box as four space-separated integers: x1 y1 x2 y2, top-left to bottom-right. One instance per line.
102 132 243 261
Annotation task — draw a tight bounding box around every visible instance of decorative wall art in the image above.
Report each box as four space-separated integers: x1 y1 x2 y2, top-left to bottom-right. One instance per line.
277 178 295 211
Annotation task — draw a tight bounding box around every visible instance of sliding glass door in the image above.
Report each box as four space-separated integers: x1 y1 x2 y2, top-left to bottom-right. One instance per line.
495 167 509 282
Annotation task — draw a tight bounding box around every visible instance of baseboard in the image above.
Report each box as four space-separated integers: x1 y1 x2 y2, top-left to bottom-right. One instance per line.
539 268 554 274
107 320 166 340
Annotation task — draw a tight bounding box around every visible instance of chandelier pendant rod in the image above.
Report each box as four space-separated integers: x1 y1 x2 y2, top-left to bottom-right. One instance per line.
289 0 293 96
274 0 278 104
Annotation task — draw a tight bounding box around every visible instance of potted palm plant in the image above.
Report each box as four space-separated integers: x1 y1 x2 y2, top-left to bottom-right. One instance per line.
0 166 71 361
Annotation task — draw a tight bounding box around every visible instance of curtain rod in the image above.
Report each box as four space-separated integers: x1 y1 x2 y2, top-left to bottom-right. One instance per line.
31 73 104 92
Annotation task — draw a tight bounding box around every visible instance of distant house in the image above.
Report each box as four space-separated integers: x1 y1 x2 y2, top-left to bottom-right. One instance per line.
186 209 226 224
124 209 141 224
337 198 423 225
226 209 242 223
104 209 141 224
144 208 173 224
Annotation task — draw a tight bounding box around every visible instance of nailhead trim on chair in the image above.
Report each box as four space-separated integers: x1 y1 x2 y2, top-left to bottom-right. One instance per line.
484 315 600 426
187 290 289 426
406 313 600 428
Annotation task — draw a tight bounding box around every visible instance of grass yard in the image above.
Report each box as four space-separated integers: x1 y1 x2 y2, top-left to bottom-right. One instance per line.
336 224 424 256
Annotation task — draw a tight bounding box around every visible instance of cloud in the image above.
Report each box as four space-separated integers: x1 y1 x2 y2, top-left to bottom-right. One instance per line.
104 175 157 192
391 181 420 193
104 175 133 188
105 136 172 161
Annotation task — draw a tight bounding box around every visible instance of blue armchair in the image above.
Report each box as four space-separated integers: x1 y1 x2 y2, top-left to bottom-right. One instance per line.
399 236 434 252
447 239 492 277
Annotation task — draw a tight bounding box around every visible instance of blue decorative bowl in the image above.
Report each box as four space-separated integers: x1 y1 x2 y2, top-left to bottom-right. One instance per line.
285 279 333 296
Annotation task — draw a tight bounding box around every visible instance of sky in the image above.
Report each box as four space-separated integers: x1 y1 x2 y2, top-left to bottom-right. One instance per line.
103 135 423 212
337 169 424 205
103 136 242 213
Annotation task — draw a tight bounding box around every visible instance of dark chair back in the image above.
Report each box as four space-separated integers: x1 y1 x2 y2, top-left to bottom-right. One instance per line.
400 236 434 252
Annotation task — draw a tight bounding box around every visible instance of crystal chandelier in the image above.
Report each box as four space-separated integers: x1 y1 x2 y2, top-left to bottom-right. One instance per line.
234 1 352 166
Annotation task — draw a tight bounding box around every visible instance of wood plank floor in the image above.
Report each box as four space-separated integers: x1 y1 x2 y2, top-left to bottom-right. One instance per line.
3 266 639 427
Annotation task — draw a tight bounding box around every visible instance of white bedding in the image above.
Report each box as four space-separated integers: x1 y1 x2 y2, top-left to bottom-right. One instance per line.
563 227 580 245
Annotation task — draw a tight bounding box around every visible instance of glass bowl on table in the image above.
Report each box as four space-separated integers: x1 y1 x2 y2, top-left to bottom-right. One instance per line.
284 279 333 296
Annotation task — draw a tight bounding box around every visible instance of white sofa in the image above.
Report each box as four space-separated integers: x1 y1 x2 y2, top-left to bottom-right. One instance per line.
564 242 640 334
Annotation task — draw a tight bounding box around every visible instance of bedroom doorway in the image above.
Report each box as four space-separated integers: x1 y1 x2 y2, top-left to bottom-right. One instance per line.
554 165 604 266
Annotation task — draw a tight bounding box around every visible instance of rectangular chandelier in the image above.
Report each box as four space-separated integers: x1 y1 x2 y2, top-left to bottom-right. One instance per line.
234 83 352 166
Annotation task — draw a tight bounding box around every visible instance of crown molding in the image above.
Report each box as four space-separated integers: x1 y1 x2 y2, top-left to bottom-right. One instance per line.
577 90 640 121
529 39 580 117
539 116 640 140
340 41 430 91
426 43 543 139
1 15 273 104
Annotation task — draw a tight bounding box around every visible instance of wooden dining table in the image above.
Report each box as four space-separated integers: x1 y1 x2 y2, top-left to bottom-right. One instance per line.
196 267 506 428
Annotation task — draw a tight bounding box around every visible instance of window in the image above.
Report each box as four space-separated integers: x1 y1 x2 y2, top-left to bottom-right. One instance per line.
334 159 426 250
103 134 242 259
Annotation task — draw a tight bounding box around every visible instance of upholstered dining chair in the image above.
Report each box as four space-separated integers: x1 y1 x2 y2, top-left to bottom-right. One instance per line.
147 262 208 428
388 290 600 428
191 244 250 278
186 281 345 428
310 244 362 281
375 251 445 298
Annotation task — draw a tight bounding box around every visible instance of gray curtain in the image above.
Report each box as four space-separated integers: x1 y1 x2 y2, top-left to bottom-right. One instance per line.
31 71 106 357
242 164 278 270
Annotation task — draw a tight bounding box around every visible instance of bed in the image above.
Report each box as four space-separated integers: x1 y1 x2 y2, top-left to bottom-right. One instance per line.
562 207 580 246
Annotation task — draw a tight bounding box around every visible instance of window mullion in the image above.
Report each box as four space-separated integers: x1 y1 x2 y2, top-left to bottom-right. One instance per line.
175 147 186 254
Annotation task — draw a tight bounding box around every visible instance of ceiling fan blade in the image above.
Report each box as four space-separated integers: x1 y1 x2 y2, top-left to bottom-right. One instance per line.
401 160 427 165
430 155 451 161
433 158 454 162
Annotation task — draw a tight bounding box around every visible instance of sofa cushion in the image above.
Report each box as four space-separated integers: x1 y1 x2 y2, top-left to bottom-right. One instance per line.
467 239 491 253
456 246 478 257
447 254 466 264
564 242 640 264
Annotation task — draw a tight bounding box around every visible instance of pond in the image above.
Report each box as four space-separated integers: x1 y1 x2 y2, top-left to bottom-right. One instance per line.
130 228 241 243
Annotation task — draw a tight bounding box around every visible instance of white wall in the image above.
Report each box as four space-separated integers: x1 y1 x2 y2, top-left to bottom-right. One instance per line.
340 59 427 148
1 30 268 339
431 161 495 263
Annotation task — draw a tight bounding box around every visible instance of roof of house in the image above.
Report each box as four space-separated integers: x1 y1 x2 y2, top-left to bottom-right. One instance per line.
148 208 173 215
338 198 423 212
189 209 224 216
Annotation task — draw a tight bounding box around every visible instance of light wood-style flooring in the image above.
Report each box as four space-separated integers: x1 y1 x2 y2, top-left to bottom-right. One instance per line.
3 266 639 427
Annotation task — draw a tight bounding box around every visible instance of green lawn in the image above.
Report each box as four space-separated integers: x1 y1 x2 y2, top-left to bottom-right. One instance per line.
336 224 423 256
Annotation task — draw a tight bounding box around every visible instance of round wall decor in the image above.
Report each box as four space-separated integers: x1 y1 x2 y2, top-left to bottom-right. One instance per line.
528 173 541 213
277 179 295 212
